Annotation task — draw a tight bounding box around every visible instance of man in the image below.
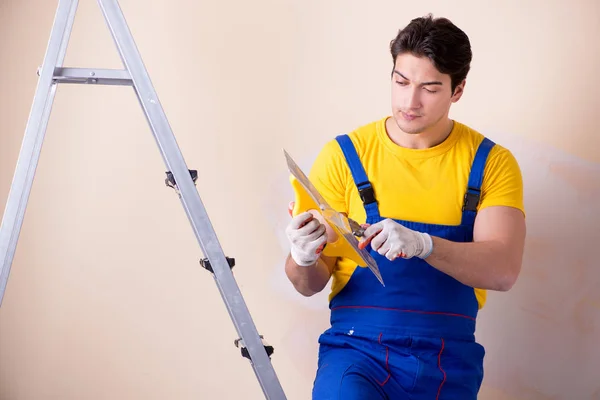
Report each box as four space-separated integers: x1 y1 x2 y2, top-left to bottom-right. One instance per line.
283 14 526 399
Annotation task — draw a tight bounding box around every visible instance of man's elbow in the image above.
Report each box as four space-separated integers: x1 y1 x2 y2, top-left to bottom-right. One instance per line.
288 278 323 297
496 275 516 292
284 258 326 297
495 261 522 292
296 286 319 297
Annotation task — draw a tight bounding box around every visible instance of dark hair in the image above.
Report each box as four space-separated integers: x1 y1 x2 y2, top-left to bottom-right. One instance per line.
390 14 472 93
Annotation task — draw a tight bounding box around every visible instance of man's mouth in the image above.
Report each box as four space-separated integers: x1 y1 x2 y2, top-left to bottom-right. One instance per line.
401 112 421 120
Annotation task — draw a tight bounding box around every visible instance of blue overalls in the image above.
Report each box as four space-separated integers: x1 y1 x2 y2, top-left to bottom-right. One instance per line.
311 134 495 399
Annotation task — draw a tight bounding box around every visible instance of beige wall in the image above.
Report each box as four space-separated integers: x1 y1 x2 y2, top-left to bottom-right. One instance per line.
1 0 599 399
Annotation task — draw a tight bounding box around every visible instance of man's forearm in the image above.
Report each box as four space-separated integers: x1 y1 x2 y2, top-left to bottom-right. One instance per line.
425 237 522 291
285 253 333 297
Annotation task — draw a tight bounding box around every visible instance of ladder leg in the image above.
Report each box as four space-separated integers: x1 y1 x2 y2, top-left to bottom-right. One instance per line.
96 1 287 399
0 0 80 306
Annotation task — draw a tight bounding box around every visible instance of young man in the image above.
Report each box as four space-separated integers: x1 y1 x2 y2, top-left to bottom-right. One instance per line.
284 14 526 399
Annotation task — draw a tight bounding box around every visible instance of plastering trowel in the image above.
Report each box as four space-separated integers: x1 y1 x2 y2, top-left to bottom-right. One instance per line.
283 149 385 286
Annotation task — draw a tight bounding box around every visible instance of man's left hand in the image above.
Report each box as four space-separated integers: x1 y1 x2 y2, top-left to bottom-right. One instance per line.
358 218 433 260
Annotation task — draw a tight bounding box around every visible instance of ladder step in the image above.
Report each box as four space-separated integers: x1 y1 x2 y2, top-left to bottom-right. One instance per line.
52 67 132 86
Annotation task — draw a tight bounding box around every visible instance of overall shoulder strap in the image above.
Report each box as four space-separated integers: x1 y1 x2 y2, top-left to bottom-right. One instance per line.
334 134 381 221
461 137 496 228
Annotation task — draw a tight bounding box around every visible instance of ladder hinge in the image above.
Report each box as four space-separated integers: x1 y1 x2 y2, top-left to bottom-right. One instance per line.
199 257 235 273
165 170 198 190
234 336 275 361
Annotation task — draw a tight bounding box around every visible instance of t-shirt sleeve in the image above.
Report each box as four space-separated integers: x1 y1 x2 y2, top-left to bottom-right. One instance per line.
479 145 525 216
308 139 350 214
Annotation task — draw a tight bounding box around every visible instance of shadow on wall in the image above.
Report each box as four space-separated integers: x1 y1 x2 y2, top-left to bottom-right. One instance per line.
476 131 600 399
263 131 600 399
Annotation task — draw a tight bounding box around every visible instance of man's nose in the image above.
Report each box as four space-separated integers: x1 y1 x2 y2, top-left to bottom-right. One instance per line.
405 87 421 110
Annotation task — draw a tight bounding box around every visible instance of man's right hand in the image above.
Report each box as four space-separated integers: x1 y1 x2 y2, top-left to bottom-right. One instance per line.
285 210 328 267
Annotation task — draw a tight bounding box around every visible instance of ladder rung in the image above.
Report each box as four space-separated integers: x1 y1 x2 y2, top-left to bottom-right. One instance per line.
52 67 132 86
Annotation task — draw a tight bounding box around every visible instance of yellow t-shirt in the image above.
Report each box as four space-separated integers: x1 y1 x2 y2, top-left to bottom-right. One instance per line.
308 116 525 309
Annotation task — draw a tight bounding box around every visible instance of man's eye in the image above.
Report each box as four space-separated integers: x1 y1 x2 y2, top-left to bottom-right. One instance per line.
395 81 407 86
424 88 437 93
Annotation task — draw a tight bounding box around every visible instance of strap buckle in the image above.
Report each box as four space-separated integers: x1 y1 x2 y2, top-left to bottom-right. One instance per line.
462 187 480 212
358 185 376 205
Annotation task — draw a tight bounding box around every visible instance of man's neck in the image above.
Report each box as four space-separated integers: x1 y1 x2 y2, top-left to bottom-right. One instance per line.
385 117 454 149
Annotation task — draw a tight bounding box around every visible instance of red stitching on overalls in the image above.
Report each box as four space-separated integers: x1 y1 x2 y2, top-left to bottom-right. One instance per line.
376 332 391 386
436 338 446 400
331 305 476 321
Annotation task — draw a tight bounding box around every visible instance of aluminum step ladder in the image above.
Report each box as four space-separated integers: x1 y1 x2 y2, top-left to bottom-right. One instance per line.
0 1 287 398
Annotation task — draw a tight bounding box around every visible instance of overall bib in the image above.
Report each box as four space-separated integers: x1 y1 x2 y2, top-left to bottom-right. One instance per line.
312 134 495 400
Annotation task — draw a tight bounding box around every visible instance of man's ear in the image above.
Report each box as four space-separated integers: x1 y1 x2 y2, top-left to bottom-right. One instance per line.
451 79 466 102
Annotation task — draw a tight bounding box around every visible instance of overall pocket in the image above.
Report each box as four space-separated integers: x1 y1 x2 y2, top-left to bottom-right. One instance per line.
380 334 421 392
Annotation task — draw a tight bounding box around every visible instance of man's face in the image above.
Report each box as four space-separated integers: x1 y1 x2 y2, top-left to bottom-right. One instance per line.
390 53 464 134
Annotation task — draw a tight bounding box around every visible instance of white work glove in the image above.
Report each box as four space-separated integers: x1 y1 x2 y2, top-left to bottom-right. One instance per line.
358 218 433 261
285 211 328 267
